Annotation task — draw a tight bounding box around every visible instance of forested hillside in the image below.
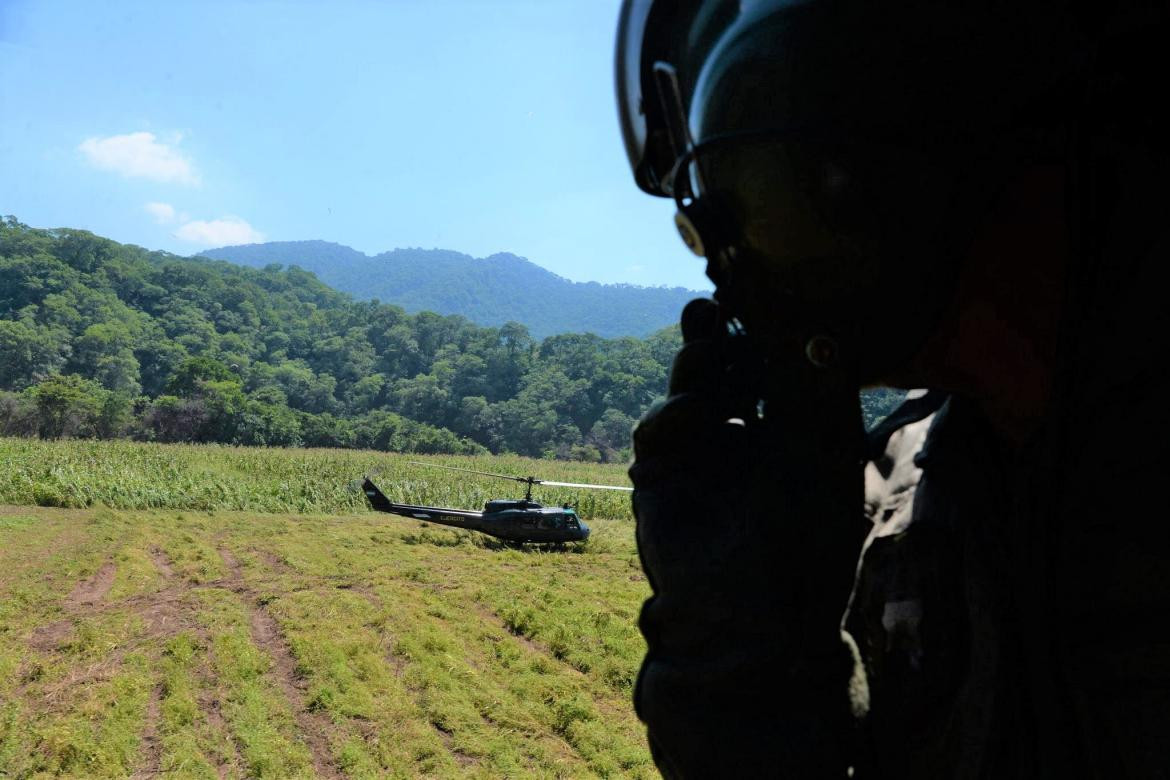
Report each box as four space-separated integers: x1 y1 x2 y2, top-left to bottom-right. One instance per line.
200 241 702 339
1 218 677 459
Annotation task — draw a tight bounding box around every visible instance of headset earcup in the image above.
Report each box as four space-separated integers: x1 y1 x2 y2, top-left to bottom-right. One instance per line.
675 197 737 290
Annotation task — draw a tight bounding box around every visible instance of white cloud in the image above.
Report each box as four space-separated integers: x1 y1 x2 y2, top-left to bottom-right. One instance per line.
174 216 265 246
79 132 199 185
144 201 176 224
145 202 264 246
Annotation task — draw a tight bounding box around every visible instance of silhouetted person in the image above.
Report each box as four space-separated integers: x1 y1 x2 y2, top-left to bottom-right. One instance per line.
616 2 1170 776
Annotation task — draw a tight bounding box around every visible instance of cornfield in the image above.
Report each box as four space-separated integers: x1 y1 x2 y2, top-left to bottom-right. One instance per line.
0 438 635 521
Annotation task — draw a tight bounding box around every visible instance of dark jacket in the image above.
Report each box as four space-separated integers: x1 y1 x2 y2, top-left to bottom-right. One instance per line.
849 379 1170 777
845 127 1170 775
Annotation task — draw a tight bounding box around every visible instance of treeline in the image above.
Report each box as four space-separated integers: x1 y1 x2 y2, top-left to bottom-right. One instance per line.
1 217 676 460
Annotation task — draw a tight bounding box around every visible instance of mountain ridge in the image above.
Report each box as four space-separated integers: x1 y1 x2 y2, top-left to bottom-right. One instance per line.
199 241 704 339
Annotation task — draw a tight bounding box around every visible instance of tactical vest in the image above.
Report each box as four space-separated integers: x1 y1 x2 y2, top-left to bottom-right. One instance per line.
846 388 1170 778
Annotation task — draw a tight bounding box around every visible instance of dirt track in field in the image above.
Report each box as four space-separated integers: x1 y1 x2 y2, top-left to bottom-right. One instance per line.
67 561 116 606
218 546 342 780
0 504 655 778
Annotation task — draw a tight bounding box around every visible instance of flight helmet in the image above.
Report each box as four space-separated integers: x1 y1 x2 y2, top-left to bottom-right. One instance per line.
616 0 1089 379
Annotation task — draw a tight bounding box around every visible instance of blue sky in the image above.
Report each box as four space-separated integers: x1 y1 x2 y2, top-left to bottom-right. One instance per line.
0 0 711 291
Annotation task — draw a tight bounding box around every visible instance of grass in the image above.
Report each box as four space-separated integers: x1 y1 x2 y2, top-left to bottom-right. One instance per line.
0 437 634 521
0 438 653 778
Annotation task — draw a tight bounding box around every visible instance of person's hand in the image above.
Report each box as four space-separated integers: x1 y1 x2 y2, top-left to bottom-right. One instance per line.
629 298 866 778
630 297 755 592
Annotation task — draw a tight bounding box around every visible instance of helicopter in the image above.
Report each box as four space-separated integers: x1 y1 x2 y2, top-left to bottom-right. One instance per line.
361 461 633 544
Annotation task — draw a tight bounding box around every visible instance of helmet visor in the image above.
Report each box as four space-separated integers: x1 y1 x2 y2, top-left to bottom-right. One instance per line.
615 0 653 192
616 0 704 197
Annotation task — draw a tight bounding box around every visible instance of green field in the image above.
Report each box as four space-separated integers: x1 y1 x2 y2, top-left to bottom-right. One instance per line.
0 439 653 778
0 438 635 522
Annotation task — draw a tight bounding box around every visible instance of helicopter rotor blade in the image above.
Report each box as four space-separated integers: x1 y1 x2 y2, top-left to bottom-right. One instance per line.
538 479 634 492
406 461 632 492
407 460 531 484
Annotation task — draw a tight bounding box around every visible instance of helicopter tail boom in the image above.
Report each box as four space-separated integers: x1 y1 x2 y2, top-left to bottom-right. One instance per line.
362 478 483 526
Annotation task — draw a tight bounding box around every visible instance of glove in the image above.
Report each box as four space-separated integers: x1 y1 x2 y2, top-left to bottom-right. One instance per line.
630 298 868 778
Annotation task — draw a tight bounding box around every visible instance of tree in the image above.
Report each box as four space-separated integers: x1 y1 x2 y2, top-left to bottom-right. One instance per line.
485 321 533 400
376 323 422 378
0 391 38 437
452 395 489 440
343 373 385 414
142 395 208 443
300 412 356 449
95 393 135 439
237 400 303 447
588 408 637 462
27 373 105 439
312 326 375 386
136 334 188 397
269 362 336 414
54 230 115 273
0 319 67 390
166 356 235 397
388 374 450 428
196 380 247 442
